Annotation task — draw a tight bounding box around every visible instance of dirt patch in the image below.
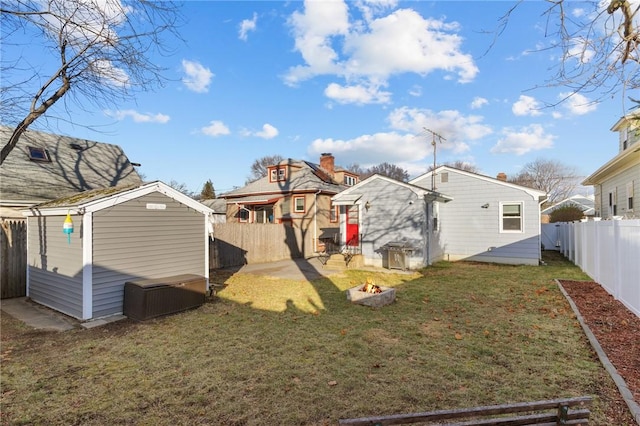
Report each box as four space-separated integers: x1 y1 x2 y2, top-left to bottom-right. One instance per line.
559 280 640 410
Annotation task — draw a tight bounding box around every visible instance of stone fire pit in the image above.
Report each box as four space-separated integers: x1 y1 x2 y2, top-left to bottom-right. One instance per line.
346 283 396 307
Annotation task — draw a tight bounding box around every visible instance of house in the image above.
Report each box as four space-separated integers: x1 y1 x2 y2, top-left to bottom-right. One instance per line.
200 198 227 224
0 125 143 219
408 167 547 266
541 194 595 222
22 181 214 320
219 153 359 257
331 174 452 269
582 113 640 219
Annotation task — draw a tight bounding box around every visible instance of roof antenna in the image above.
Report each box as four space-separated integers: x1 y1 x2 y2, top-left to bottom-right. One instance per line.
418 128 446 190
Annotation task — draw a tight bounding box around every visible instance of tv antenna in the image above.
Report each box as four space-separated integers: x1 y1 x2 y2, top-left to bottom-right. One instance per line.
420 127 446 190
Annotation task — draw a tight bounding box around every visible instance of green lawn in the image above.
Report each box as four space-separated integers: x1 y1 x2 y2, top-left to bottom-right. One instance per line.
0 253 629 425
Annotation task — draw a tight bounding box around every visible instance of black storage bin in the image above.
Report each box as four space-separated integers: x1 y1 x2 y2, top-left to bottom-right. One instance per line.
124 274 206 321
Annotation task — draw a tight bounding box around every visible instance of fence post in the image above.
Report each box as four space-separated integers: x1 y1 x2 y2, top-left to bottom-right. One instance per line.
613 219 622 300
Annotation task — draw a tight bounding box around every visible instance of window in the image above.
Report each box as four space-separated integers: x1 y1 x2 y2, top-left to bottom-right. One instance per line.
269 167 286 182
628 181 634 211
294 196 305 213
330 202 338 222
27 146 51 162
255 205 274 223
500 203 523 232
238 207 249 222
609 190 617 216
344 175 357 186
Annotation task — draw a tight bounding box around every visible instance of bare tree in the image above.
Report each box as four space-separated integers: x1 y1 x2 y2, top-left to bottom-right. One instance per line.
429 160 480 174
361 162 410 182
504 0 640 108
246 155 284 183
0 0 182 164
508 158 580 207
167 179 193 197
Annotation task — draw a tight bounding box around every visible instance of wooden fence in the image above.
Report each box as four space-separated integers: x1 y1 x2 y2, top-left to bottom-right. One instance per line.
550 219 640 318
1 219 27 299
210 223 316 268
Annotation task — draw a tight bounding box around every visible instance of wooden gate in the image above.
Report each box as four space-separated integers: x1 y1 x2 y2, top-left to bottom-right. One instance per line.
1 219 27 299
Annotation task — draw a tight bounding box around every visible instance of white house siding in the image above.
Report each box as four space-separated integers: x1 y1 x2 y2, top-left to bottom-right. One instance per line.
91 192 205 318
27 214 84 318
355 179 427 268
412 170 541 265
593 165 639 219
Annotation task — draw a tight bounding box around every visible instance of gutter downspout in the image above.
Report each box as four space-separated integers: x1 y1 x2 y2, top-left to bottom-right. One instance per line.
538 195 548 264
424 195 431 267
314 189 322 253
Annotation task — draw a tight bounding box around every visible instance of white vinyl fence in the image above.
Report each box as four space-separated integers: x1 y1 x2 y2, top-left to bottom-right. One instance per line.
545 220 640 318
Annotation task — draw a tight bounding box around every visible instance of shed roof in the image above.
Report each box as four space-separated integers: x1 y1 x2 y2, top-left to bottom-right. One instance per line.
23 181 213 217
0 126 142 207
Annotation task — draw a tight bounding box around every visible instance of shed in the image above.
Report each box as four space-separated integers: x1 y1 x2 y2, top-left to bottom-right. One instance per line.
22 181 214 320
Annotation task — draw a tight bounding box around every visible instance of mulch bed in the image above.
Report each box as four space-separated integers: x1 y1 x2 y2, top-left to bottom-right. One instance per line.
559 280 640 420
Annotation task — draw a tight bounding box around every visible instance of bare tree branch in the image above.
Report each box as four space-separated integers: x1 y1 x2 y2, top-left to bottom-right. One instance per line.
0 0 183 164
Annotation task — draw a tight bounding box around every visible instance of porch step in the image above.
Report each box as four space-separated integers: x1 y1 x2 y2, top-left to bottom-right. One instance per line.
323 254 364 270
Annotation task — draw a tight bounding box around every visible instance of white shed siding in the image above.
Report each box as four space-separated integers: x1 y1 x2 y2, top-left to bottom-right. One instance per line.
354 179 427 268
91 193 205 318
27 214 84 318
413 170 541 265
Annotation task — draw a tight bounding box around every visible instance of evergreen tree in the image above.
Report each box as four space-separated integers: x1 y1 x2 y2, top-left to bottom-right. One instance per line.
200 180 216 200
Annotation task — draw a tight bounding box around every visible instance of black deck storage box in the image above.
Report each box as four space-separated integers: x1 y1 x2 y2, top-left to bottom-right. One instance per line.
124 274 206 321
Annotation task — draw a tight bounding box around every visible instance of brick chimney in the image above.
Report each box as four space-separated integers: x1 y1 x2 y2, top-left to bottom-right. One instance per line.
320 153 335 177
496 172 507 181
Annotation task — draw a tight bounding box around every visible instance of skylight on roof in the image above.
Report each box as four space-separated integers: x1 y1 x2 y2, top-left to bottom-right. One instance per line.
27 146 51 162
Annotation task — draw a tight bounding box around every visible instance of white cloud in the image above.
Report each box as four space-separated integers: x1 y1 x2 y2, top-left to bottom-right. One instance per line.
470 97 488 109
324 82 391 104
559 92 597 115
490 124 555 155
182 60 214 93
255 123 279 139
105 109 169 123
239 13 257 41
512 95 542 116
285 1 478 104
241 123 279 139
201 120 230 137
408 85 422 97
307 106 493 177
387 106 492 154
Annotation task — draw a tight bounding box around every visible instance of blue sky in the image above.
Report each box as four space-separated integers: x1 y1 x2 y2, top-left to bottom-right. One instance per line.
5 0 635 195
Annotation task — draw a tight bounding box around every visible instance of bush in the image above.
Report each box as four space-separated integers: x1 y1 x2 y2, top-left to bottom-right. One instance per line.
549 205 585 223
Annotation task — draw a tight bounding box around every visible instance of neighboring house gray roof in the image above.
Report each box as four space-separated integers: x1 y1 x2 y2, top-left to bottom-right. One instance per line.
200 198 227 213
332 174 453 205
0 125 142 207
541 195 595 215
221 160 348 201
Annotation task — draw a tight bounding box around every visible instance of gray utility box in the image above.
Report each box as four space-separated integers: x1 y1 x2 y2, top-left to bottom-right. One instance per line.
124 274 206 321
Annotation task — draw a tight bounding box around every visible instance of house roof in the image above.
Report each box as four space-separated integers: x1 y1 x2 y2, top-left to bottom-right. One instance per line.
23 181 213 217
332 174 453 204
582 143 640 185
410 166 548 201
0 125 142 207
200 198 227 213
541 194 595 215
220 160 348 199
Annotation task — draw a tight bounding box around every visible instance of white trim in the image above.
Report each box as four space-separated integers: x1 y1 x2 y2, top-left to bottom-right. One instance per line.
499 201 525 233
204 215 210 291
82 212 93 320
410 166 546 201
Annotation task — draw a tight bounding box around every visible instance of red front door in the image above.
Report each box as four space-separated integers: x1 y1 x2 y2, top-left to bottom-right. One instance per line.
346 205 359 246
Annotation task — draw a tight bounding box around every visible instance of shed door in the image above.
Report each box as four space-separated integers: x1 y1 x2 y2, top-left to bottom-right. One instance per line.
346 206 359 246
